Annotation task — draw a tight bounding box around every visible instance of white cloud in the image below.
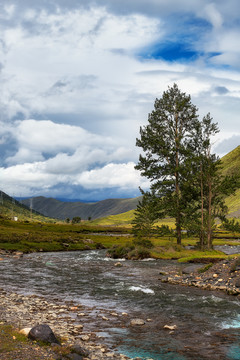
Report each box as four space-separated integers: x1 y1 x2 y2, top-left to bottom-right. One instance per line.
202 3 223 29
0 0 240 199
73 162 149 189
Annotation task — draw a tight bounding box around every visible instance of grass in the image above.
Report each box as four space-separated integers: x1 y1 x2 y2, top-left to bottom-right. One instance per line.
0 323 28 354
0 215 239 262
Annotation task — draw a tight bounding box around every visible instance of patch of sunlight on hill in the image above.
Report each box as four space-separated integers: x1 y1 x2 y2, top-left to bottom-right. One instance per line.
220 145 240 177
225 189 240 214
91 209 136 226
91 210 175 228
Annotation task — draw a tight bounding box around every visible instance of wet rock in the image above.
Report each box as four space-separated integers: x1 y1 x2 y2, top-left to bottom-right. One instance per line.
71 344 89 357
164 324 177 330
114 262 123 267
130 318 145 326
80 335 90 341
28 324 60 345
65 354 83 360
182 265 203 274
19 327 32 336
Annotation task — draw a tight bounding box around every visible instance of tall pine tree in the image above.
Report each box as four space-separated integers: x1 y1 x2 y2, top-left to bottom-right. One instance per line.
135 84 199 244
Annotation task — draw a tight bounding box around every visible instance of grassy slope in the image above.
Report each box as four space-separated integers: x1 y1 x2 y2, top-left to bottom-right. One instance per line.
220 145 240 216
0 191 55 223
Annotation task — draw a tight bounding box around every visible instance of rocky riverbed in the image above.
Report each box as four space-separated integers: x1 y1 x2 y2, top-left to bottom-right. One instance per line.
0 289 136 360
160 257 240 296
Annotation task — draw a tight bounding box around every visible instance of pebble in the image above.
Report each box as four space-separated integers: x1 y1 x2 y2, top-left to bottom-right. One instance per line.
0 289 131 360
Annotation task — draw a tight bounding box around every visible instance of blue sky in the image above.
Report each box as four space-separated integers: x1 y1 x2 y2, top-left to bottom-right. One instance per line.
0 0 240 201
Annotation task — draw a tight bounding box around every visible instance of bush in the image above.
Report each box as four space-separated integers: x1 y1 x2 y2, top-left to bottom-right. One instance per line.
127 247 151 260
107 244 134 259
133 238 153 249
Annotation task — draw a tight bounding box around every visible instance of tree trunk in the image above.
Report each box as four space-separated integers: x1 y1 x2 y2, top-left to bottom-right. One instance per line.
175 115 181 245
200 164 204 250
207 178 213 249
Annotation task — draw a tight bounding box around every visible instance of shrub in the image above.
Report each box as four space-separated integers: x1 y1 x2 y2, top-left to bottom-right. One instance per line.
107 244 134 259
133 238 153 249
127 247 151 260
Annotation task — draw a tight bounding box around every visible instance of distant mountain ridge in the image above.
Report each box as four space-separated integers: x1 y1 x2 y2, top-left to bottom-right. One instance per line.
2 146 240 222
21 196 142 220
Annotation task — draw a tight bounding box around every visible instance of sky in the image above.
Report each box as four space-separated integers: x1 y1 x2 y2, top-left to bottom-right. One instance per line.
0 0 240 201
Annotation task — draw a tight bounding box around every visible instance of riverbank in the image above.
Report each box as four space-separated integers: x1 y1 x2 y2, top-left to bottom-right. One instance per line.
160 257 240 296
1 251 240 359
0 289 134 360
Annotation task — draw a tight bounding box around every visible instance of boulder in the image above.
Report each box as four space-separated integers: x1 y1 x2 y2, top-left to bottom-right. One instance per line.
28 324 60 345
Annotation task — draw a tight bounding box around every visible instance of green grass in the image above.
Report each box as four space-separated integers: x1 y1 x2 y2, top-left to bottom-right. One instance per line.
0 213 239 262
0 324 28 354
90 209 136 226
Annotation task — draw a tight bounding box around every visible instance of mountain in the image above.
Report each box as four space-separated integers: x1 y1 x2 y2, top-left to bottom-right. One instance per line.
0 190 52 222
21 196 142 220
2 146 239 222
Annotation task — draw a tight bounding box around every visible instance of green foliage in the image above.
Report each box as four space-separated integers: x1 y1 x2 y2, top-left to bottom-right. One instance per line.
198 263 213 273
133 238 153 248
222 218 240 232
127 246 151 260
107 243 135 259
132 190 159 240
72 216 81 224
155 224 174 236
135 84 201 245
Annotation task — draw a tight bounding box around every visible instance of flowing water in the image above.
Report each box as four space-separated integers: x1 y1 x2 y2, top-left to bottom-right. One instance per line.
0 250 239 359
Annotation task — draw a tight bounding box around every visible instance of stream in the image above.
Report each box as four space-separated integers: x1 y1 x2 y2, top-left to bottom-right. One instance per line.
0 250 239 359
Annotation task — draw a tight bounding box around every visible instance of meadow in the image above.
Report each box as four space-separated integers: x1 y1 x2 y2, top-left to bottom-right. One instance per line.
1 216 239 263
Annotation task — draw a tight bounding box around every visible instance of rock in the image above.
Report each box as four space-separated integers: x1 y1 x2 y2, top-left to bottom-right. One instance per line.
130 318 145 326
19 327 32 336
114 262 123 267
80 335 90 341
164 324 177 330
213 274 218 278
71 344 89 357
28 324 60 345
65 354 83 360
182 265 203 274
235 278 240 288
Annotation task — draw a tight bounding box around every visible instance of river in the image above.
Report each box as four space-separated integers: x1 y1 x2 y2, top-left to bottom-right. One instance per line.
0 250 239 359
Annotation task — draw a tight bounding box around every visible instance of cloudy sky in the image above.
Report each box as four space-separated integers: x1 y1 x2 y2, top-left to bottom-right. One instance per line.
0 0 240 201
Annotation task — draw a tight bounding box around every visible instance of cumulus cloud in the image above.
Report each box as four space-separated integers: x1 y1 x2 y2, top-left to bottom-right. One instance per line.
0 0 240 200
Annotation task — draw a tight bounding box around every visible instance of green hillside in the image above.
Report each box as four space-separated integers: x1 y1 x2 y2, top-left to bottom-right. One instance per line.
92 146 240 226
0 191 55 222
220 145 240 216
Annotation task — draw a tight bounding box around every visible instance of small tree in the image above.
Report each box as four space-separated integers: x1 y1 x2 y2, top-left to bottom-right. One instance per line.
132 190 160 244
72 216 81 224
